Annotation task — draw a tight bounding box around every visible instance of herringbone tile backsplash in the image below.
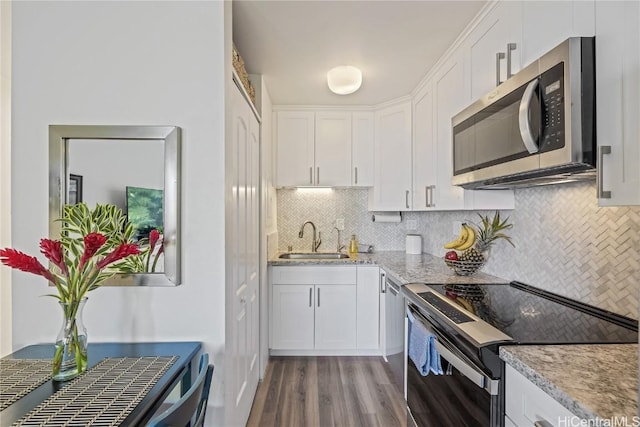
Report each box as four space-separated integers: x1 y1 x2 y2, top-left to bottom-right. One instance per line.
277 182 640 319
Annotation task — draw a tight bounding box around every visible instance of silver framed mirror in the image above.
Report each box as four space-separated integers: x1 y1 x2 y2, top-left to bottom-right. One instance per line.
49 125 181 286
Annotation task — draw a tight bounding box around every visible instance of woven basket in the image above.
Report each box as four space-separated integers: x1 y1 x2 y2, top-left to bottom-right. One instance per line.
232 44 256 105
444 258 485 276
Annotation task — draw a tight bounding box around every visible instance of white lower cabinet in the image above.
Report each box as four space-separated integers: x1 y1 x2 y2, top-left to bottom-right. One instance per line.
505 364 575 426
314 284 357 349
271 284 316 350
270 265 380 355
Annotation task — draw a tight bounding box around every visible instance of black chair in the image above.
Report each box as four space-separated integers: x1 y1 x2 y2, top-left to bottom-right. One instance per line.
148 353 214 427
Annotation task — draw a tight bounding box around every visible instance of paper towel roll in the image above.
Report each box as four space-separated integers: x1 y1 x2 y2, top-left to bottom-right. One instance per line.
406 234 422 254
371 212 402 223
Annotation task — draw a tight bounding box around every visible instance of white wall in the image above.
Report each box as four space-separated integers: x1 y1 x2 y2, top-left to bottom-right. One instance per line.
12 2 227 424
0 0 12 357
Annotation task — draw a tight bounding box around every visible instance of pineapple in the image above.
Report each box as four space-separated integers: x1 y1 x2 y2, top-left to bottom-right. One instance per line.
459 211 514 263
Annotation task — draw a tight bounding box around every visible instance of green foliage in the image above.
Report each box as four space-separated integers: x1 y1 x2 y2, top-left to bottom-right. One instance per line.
59 203 137 272
473 210 515 252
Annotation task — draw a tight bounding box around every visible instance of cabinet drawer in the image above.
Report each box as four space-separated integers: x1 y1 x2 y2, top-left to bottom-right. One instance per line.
271 266 356 285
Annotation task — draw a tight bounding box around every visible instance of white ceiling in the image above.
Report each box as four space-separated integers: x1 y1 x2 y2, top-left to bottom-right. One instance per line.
232 0 487 106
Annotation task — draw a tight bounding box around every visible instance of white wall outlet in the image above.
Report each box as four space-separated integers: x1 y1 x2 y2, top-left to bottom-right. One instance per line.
336 218 345 230
406 219 417 230
452 221 463 236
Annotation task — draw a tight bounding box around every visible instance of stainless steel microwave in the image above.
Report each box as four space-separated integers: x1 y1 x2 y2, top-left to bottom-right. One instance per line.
451 37 596 189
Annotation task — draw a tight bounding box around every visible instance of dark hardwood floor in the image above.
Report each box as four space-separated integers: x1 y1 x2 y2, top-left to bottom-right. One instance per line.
247 356 407 427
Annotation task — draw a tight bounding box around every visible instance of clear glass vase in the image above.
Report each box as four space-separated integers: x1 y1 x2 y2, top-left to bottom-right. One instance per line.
52 297 88 381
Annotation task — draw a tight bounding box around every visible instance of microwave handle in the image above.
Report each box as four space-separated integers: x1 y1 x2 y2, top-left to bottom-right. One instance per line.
518 79 540 154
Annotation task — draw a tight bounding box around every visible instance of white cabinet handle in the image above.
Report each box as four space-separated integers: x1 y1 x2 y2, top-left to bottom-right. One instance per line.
354 167 358 185
405 190 410 209
309 167 313 185
430 185 436 207
506 43 517 79
598 145 612 199
317 288 320 307
496 52 505 86
309 287 313 307
316 166 320 185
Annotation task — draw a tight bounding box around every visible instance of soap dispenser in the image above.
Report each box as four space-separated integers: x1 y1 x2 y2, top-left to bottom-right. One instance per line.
348 234 358 255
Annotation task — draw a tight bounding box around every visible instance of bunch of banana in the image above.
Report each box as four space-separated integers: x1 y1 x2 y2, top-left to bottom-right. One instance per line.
444 223 476 251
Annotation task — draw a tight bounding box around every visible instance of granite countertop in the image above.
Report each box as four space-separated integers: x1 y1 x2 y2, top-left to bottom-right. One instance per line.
500 344 638 420
269 250 509 285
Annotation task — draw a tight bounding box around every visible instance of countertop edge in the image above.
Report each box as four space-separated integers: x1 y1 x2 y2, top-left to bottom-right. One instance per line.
499 346 596 420
500 345 639 421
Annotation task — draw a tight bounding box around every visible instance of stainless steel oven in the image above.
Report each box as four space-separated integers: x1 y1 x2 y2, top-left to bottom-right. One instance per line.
402 281 638 427
406 301 502 427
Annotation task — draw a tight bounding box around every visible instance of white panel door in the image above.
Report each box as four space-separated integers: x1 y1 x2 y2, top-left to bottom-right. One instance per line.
596 0 640 206
315 111 352 186
228 82 260 427
370 101 412 211
351 112 374 187
314 284 357 350
275 111 315 186
271 284 315 350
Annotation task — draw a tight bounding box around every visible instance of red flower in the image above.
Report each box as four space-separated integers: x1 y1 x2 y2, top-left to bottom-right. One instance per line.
40 238 68 275
0 248 57 284
149 229 160 252
79 232 107 269
96 243 140 270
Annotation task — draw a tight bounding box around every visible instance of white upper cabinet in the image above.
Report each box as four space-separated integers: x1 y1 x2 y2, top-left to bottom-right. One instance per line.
521 1 595 68
369 100 413 211
596 0 640 206
432 52 468 210
275 111 315 187
412 82 436 211
466 1 523 101
351 112 375 187
275 110 373 187
315 111 352 186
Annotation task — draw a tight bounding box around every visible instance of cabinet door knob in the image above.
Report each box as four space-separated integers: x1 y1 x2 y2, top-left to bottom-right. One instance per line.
598 145 612 199
496 52 505 86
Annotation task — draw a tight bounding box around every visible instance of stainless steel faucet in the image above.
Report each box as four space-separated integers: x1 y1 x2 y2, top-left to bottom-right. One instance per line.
299 220 321 252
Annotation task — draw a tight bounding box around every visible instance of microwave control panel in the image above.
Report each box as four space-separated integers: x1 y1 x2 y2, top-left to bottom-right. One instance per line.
539 63 565 152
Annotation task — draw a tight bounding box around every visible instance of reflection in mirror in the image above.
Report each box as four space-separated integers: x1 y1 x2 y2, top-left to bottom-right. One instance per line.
49 125 181 286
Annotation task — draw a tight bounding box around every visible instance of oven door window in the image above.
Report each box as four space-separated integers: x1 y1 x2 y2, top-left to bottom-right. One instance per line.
407 360 491 427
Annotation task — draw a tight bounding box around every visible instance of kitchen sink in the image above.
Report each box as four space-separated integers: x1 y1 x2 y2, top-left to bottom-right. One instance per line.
278 252 351 260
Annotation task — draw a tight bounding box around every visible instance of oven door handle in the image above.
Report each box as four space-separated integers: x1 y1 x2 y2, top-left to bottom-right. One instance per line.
433 341 486 390
409 304 499 395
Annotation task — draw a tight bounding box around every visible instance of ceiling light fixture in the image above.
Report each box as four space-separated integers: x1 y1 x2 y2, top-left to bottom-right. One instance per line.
327 66 362 95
